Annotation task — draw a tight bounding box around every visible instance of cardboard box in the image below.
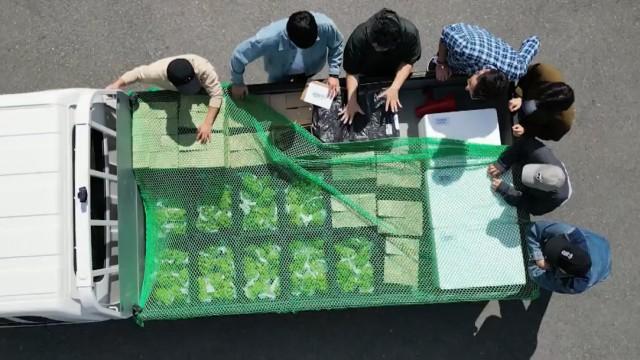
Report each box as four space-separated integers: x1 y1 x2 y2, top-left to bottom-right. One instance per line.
331 194 376 228
178 149 225 168
384 237 419 286
178 133 224 152
265 93 313 126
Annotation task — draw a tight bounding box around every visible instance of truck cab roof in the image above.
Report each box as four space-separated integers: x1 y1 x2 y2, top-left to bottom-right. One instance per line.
0 90 77 317
0 89 127 322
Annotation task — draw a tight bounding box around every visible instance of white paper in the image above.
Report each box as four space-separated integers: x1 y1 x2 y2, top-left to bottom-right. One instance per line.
302 82 333 109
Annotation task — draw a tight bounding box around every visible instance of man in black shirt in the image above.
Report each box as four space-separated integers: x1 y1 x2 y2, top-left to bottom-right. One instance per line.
488 137 572 215
340 9 421 124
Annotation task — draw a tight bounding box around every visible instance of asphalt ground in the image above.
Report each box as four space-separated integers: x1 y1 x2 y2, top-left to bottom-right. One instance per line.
0 1 639 359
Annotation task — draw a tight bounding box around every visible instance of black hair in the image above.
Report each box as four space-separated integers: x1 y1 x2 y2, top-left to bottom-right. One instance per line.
535 82 575 112
474 70 509 99
287 11 318 49
368 8 402 50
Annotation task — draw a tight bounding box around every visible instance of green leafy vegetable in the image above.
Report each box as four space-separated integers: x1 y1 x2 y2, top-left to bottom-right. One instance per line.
289 239 328 297
335 238 375 294
197 273 236 302
285 180 327 227
152 249 190 305
239 174 278 231
197 246 236 302
156 201 187 236
242 243 281 300
196 187 233 233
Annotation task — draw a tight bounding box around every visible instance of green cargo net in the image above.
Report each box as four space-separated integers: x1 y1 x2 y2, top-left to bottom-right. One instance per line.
131 85 537 322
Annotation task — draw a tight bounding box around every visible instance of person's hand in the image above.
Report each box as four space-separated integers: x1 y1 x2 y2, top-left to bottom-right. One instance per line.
435 63 451 82
231 84 248 100
487 164 502 178
380 87 402 113
512 124 525 137
339 100 364 125
106 79 125 90
536 259 550 270
491 178 502 191
196 123 212 144
508 97 522 112
326 77 340 99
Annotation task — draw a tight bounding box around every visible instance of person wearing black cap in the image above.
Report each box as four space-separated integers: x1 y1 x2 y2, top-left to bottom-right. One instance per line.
488 137 571 215
526 220 611 294
340 8 421 123
230 11 343 100
107 54 223 144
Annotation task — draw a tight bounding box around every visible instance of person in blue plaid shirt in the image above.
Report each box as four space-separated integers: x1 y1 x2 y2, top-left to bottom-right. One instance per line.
433 23 540 100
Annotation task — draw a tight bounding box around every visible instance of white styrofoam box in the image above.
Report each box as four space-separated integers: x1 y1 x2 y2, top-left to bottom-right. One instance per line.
417 109 501 145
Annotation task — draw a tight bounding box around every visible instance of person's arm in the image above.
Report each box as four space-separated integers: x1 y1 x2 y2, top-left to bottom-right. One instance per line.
325 22 344 99
515 36 541 79
229 33 268 98
380 63 413 112
509 64 538 112
325 22 344 78
379 23 420 112
493 142 521 174
339 31 365 124
526 222 552 286
339 74 363 124
527 263 576 294
436 24 465 81
488 142 520 176
494 180 524 207
190 56 224 143
437 40 448 64
435 40 451 81
526 222 549 262
106 78 126 90
106 58 169 89
196 106 220 144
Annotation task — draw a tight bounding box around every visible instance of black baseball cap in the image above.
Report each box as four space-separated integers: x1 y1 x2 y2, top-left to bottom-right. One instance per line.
543 234 591 277
167 58 201 95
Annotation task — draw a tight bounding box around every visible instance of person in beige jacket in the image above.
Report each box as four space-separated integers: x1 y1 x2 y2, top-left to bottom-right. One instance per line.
107 54 223 144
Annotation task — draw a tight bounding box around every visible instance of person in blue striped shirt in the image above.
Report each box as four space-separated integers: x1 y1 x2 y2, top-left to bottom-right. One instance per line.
432 23 540 100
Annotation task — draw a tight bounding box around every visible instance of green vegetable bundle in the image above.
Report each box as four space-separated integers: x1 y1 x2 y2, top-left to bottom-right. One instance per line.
156 201 187 236
289 239 328 297
196 187 233 233
197 245 236 302
242 243 281 300
335 238 375 294
285 180 327 227
152 249 190 306
239 174 278 231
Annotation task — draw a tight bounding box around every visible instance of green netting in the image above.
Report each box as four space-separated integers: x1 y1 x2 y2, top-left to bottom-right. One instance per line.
131 85 537 322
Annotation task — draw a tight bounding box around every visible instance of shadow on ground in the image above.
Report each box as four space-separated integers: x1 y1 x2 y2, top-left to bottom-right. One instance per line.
0 291 551 360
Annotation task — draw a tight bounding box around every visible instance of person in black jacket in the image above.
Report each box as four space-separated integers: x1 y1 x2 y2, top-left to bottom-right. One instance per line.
340 8 421 124
487 137 571 215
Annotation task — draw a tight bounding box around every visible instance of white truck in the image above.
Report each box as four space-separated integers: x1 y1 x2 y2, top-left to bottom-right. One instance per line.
0 89 144 324
0 77 515 325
